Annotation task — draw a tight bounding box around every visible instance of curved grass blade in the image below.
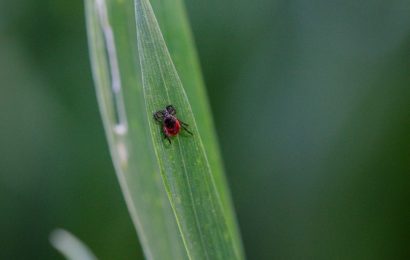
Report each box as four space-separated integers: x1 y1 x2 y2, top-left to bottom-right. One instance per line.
149 0 244 255
85 0 187 259
134 0 243 258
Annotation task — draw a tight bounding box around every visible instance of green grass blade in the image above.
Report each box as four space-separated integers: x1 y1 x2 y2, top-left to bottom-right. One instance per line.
149 0 244 255
134 0 243 259
85 0 187 259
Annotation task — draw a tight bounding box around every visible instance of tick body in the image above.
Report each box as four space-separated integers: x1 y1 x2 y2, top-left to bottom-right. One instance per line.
153 105 193 144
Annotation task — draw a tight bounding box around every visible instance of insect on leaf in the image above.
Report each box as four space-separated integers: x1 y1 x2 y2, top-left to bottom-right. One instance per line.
85 0 244 258
134 0 243 258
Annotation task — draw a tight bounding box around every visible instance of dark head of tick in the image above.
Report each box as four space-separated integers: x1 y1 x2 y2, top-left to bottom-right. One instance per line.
153 105 193 144
164 117 176 128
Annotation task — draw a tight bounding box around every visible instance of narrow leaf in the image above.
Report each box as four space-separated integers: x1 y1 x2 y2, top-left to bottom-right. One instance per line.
85 0 187 259
149 0 244 254
134 0 242 259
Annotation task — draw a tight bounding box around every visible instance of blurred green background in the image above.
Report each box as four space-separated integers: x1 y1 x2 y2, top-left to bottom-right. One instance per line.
1 0 409 259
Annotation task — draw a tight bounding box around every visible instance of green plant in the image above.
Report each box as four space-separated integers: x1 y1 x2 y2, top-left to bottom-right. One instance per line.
85 0 244 259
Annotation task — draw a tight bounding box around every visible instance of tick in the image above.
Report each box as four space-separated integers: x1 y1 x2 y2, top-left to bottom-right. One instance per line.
153 105 193 144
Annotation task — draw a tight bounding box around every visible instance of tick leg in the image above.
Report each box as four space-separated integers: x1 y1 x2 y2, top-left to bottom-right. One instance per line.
166 105 176 115
153 111 164 122
164 134 171 144
179 120 193 135
181 125 193 136
179 120 189 126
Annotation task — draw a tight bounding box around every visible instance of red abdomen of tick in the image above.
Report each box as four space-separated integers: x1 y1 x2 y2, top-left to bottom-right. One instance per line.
164 118 180 136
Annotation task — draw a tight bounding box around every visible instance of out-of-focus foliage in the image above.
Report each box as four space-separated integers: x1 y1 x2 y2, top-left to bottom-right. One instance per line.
1 0 409 259
186 1 410 259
